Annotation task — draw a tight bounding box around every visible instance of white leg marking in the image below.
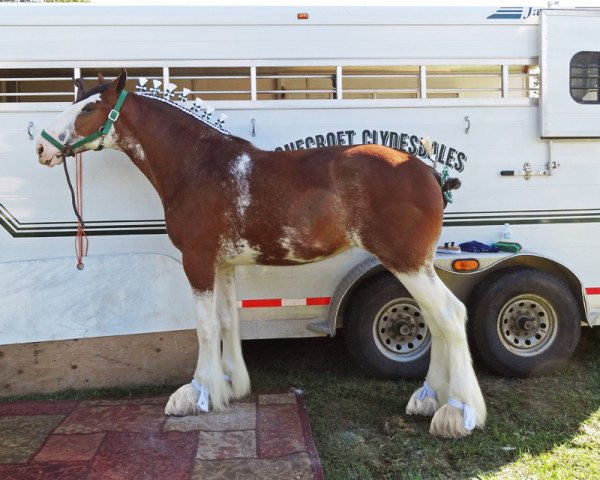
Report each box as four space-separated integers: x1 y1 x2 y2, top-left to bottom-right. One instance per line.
216 266 251 400
395 267 486 438
406 335 446 417
165 290 231 415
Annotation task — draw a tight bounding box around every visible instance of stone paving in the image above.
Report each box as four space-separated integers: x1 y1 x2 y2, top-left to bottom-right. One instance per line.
0 392 323 479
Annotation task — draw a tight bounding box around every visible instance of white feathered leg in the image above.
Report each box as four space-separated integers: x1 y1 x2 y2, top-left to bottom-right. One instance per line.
396 267 486 438
165 290 231 415
405 335 446 417
216 265 251 400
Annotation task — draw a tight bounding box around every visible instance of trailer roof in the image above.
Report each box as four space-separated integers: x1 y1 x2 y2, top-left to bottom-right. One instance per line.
0 4 547 26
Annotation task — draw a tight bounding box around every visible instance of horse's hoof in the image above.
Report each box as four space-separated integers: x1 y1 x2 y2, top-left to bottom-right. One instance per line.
165 383 200 416
229 369 251 400
164 380 230 416
429 404 472 438
406 388 439 417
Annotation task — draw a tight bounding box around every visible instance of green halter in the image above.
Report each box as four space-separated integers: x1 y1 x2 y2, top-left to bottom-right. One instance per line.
41 90 128 157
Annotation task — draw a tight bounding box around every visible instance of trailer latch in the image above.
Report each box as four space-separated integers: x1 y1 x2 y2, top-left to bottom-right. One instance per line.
500 160 560 180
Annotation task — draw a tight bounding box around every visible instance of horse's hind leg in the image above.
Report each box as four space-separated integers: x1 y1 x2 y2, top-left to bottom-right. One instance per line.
395 266 486 438
215 265 251 400
406 334 447 417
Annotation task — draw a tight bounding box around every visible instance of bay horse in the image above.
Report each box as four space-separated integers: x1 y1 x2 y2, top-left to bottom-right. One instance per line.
35 70 486 438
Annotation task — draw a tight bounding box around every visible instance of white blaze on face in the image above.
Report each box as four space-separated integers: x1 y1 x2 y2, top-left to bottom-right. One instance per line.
231 153 252 218
36 94 103 166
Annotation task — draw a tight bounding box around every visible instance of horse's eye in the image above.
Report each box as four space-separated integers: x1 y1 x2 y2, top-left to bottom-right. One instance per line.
81 104 94 113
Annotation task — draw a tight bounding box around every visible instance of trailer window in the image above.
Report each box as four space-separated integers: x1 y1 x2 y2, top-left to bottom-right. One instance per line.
169 67 251 100
427 65 501 98
256 67 336 100
1 64 539 105
0 68 73 103
570 52 600 103
342 66 419 99
340 65 536 100
80 68 164 97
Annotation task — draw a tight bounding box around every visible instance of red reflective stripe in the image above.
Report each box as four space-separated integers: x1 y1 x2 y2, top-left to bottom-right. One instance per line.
241 299 282 308
585 287 600 295
306 297 331 306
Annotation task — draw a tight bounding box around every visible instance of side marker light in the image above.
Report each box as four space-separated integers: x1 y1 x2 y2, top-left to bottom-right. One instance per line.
452 259 480 272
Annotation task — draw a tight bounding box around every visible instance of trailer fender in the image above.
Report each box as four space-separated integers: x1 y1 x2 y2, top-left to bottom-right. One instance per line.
327 251 589 336
327 255 386 335
435 253 588 325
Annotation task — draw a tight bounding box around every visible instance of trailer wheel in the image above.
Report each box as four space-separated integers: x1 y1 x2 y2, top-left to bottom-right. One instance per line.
468 268 581 377
344 274 430 379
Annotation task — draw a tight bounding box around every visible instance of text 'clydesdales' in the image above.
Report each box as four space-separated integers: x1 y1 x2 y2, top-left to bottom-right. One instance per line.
275 129 467 172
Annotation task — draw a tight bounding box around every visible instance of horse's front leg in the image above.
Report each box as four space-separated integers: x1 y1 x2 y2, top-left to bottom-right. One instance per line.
215 265 251 400
165 257 231 415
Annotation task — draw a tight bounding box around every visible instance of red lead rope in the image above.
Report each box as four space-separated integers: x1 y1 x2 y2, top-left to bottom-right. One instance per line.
74 153 88 269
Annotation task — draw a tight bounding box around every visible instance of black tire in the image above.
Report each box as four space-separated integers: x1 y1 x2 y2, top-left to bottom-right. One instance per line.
468 268 581 377
344 274 431 379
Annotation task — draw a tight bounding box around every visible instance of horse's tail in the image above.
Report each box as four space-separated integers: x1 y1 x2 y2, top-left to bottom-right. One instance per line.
442 176 461 194
431 169 461 209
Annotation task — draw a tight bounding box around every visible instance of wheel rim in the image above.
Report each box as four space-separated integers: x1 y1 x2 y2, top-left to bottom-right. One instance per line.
372 298 430 362
496 294 558 356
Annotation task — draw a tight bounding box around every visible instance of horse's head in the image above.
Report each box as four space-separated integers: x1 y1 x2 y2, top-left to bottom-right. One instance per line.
36 69 128 167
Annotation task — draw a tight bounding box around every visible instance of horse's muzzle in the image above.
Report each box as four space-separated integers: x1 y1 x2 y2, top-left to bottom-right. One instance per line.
35 138 64 167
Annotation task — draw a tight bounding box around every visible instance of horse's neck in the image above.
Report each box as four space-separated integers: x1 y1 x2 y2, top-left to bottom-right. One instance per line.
116 94 228 203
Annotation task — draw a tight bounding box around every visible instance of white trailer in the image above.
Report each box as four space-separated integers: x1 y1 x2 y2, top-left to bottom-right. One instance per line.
1 4 599 388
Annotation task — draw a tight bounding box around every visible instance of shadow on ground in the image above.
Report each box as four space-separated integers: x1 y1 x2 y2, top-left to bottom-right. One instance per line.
243 327 600 479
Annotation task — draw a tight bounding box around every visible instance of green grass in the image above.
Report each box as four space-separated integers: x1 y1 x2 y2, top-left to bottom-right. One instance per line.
243 328 600 480
3 328 600 479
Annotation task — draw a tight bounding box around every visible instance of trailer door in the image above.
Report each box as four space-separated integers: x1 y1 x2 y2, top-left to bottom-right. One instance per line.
541 9 600 137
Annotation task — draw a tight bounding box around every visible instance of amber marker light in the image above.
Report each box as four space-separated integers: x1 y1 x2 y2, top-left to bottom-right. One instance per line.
452 259 480 272
297 13 309 20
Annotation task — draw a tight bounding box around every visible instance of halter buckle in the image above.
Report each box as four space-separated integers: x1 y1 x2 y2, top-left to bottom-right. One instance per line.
108 109 120 122
61 144 75 157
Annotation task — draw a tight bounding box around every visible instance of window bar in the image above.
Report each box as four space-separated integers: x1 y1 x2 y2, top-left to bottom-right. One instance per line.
73 67 81 100
163 67 170 94
419 66 427 99
250 66 257 101
501 65 509 98
336 66 343 100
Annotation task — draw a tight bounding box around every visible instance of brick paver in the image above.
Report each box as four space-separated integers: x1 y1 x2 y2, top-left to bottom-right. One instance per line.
0 392 323 479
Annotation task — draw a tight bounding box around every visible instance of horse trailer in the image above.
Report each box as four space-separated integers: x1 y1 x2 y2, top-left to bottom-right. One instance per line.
1 4 599 394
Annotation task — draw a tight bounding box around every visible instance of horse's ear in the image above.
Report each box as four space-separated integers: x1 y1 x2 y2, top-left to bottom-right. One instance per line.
112 69 127 94
98 73 105 84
